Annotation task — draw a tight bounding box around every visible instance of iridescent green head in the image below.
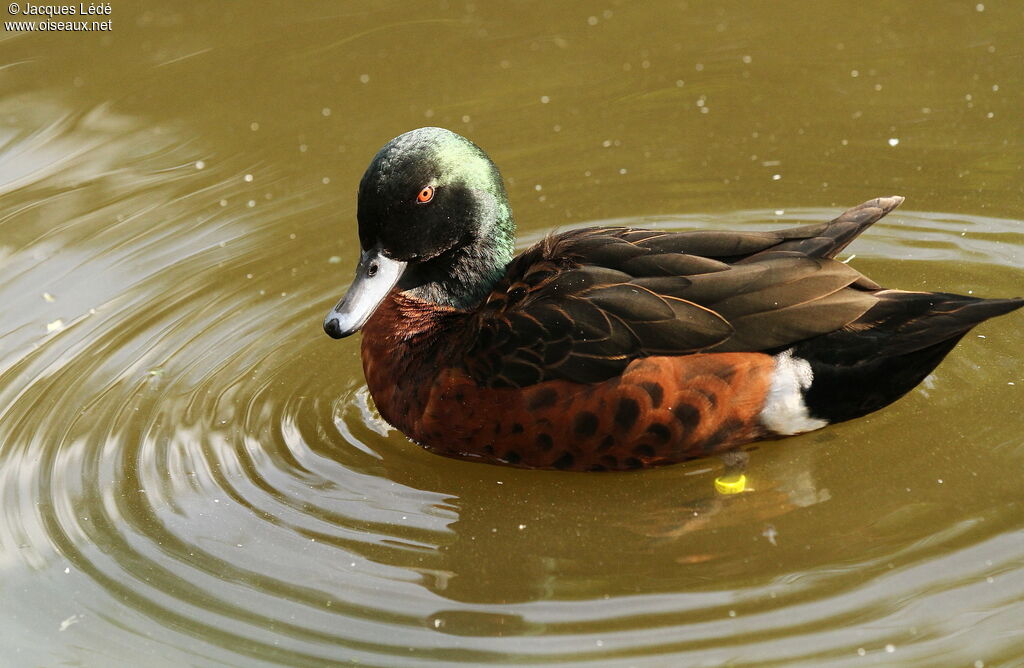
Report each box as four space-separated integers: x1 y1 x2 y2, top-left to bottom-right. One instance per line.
324 128 516 338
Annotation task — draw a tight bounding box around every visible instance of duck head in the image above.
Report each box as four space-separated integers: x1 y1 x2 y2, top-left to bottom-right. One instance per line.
324 127 516 339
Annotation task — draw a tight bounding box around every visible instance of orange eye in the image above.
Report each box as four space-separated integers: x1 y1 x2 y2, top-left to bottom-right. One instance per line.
416 185 434 203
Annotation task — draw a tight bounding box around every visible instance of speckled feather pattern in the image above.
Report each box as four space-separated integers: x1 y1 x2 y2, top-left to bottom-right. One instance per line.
363 294 775 470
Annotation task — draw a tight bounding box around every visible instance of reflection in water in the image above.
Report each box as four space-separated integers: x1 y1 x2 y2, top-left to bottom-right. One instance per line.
1 1 1023 666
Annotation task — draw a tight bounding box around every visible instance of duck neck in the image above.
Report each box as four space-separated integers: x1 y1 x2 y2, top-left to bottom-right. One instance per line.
400 200 515 310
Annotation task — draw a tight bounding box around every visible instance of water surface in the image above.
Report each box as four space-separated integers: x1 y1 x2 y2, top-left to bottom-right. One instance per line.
1 2 1022 666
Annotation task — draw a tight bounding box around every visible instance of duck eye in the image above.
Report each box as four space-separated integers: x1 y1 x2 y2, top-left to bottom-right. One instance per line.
416 185 434 204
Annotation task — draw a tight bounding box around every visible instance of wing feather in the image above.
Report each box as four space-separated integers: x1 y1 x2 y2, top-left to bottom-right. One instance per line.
464 199 900 387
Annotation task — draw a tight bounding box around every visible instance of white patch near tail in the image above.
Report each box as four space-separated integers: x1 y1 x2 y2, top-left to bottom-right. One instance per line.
760 349 828 436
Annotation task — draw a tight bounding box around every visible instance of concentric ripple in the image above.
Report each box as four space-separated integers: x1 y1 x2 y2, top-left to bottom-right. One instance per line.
1 100 1023 667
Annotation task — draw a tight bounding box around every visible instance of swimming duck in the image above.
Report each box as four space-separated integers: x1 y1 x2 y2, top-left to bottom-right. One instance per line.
323 127 1022 471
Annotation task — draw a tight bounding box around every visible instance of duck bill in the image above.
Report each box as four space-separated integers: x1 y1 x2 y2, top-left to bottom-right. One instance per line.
323 248 407 339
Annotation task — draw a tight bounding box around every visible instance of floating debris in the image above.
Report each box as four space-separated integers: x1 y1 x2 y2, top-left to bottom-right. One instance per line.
59 614 83 632
46 319 64 332
714 473 747 495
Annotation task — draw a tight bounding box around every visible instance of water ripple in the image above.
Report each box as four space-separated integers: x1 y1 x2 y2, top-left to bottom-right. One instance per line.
0 100 1021 665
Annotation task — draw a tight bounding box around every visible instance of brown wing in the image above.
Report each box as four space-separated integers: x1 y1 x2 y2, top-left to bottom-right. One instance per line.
463 197 902 388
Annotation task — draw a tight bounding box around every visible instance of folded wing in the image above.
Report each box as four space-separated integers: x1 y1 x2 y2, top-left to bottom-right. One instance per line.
463 197 903 387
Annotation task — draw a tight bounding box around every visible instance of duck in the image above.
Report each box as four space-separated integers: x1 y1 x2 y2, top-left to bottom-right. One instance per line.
323 127 1022 471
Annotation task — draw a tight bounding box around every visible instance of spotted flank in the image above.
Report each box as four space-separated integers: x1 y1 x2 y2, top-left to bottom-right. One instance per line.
323 127 1024 470
361 311 777 470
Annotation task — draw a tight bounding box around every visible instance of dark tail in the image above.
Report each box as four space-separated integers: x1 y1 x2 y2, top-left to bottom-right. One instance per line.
794 291 1023 424
744 195 905 264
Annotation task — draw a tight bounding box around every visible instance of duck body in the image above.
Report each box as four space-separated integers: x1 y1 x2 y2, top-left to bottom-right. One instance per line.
360 290 778 470
324 128 1023 471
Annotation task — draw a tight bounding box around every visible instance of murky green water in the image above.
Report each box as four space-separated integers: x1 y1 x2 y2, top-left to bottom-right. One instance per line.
1 2 1022 666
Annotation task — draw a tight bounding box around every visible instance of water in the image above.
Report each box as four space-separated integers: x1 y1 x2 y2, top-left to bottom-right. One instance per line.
1 2 1022 666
